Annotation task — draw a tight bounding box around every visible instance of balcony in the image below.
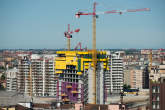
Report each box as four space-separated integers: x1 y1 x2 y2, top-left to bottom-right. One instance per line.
61 93 67 96
62 98 69 102
71 90 78 94
66 85 72 88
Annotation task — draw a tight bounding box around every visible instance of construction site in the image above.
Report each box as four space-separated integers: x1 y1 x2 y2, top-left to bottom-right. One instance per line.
55 2 149 104
16 50 123 103
0 1 153 110
55 50 110 104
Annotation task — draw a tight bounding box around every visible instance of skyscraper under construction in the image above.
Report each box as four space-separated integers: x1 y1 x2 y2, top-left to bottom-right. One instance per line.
55 50 123 104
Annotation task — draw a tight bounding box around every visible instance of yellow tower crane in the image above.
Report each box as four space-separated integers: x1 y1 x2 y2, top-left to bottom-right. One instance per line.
75 2 150 104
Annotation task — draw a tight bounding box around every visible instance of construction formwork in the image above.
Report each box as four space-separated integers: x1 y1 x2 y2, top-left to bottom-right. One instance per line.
55 51 111 104
58 81 83 102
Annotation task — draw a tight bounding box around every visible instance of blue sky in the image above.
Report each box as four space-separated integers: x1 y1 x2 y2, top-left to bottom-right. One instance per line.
0 0 165 49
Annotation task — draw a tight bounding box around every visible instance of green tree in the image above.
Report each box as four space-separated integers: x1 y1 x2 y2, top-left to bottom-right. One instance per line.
127 85 131 89
123 84 131 90
1 74 5 81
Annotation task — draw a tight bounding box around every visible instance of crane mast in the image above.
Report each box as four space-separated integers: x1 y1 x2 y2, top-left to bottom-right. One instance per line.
92 2 97 104
68 24 71 51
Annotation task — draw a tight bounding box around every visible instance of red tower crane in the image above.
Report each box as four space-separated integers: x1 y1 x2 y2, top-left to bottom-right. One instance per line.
64 24 80 51
75 2 150 104
74 42 82 51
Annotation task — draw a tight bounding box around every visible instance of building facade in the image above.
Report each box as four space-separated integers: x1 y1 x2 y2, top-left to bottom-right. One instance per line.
124 66 143 89
124 65 149 90
17 54 57 96
109 52 124 94
55 51 112 104
142 65 149 89
6 67 18 91
150 62 165 110
150 77 165 110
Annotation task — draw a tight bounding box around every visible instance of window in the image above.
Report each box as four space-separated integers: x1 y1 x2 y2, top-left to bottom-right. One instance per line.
152 95 156 101
152 86 156 93
157 86 160 93
155 102 159 109
157 96 160 101
157 103 160 109
163 79 165 83
152 102 156 109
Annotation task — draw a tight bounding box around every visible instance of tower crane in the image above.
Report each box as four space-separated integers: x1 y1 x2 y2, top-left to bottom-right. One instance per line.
75 2 150 104
64 24 80 51
74 42 82 51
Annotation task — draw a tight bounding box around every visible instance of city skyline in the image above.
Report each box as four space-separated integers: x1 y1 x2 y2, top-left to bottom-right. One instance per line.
0 0 165 49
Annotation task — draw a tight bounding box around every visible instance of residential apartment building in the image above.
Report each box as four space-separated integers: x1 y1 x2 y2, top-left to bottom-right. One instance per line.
142 65 149 89
6 67 18 91
150 62 165 110
124 66 143 89
150 78 165 110
17 54 57 96
109 51 124 94
124 65 150 90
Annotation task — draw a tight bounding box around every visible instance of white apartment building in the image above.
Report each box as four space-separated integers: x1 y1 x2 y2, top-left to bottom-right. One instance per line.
6 67 18 91
17 54 57 96
105 51 124 94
